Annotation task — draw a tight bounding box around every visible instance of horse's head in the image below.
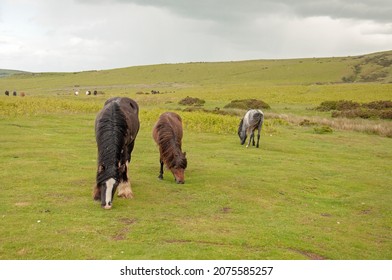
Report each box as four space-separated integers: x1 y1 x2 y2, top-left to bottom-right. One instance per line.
94 164 123 210
94 177 119 210
171 152 187 184
238 118 247 145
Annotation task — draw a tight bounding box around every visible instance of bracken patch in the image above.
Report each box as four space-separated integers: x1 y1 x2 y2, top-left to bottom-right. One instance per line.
224 99 270 110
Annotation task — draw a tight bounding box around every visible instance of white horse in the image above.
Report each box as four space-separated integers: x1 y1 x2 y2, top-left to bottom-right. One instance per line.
238 109 264 148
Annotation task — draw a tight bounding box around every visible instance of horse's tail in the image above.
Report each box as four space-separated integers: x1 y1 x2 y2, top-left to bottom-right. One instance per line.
252 110 264 127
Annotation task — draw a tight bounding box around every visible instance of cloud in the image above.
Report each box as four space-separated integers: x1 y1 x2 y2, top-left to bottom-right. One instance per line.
80 0 392 23
0 0 391 72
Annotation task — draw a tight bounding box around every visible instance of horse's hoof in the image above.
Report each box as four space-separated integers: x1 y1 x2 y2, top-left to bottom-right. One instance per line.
119 192 133 199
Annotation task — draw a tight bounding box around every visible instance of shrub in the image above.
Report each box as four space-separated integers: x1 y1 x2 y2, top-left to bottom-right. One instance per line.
314 126 333 134
316 100 338 111
224 99 270 110
336 100 360 111
380 109 392 119
178 96 205 106
316 100 361 112
362 100 392 110
332 109 382 119
299 119 316 126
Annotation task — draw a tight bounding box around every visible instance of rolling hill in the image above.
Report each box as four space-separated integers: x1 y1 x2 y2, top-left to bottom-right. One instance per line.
1 50 391 94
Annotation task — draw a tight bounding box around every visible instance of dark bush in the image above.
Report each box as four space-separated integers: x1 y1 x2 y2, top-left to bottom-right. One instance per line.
314 126 333 134
179 96 205 106
380 109 392 119
332 109 382 119
316 100 360 111
362 100 392 110
224 99 270 110
316 101 338 111
299 119 316 126
336 100 360 111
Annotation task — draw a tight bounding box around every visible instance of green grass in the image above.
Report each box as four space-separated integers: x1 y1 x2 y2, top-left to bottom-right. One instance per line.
0 51 391 259
0 109 391 259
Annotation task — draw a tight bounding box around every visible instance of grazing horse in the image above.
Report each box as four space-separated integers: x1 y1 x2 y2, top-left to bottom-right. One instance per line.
5 90 9 96
152 112 187 184
238 109 264 148
94 97 140 209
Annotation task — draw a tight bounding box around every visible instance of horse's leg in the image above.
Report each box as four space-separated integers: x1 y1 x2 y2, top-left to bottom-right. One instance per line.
118 141 135 198
256 119 263 148
256 121 262 148
252 128 256 146
118 160 133 198
246 129 253 148
158 159 164 180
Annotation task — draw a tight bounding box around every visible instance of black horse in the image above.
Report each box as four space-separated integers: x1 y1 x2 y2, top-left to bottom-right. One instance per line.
94 97 140 209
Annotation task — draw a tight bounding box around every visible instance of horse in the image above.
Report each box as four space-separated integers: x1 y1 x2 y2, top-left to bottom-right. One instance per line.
94 97 140 209
238 109 264 148
152 112 187 184
5 90 9 96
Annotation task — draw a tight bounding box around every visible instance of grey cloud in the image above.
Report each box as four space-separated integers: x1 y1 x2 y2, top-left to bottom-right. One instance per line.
78 0 392 23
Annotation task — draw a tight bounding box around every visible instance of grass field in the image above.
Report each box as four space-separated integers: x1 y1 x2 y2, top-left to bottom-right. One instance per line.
0 51 391 259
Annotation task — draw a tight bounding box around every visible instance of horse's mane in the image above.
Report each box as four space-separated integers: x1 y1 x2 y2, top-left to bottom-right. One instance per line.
96 102 128 183
155 119 187 169
238 118 244 136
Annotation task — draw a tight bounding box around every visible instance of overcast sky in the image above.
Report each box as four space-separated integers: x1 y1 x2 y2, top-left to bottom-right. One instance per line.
1 0 391 72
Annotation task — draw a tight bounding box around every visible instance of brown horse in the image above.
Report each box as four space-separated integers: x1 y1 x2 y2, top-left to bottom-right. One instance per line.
152 112 187 184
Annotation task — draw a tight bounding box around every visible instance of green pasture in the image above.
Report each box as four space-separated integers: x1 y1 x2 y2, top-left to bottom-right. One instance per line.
0 51 391 259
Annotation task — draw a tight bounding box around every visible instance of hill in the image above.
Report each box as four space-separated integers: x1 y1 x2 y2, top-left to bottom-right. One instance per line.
0 69 29 78
1 50 392 94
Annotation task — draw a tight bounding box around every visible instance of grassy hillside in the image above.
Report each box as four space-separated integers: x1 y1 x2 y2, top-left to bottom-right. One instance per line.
0 69 29 78
1 50 391 95
0 51 391 260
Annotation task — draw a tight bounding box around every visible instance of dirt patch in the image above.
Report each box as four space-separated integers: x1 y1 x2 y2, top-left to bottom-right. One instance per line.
119 218 137 225
221 207 232 214
289 248 327 260
112 218 137 241
17 248 29 256
320 213 332 217
14 202 30 207
165 239 227 246
360 209 372 215
165 239 192 244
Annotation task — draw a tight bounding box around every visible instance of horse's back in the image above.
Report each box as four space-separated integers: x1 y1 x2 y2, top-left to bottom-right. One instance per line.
242 109 263 131
96 97 139 142
247 109 263 121
153 112 183 143
104 97 139 115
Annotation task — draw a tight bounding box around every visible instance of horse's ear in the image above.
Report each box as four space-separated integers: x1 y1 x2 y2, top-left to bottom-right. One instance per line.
118 163 126 173
98 165 105 173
